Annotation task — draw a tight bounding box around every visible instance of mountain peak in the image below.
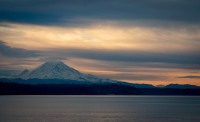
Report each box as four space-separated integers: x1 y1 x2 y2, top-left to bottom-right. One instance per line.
42 61 67 68
16 61 119 84
28 61 81 79
17 69 29 78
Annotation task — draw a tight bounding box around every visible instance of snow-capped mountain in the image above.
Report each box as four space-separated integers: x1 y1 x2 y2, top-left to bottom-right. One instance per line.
28 61 81 79
16 61 119 84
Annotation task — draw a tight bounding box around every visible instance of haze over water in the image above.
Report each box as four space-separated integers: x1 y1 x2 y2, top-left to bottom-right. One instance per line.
0 95 200 122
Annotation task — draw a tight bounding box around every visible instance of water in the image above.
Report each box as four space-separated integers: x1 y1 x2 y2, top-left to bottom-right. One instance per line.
0 96 200 122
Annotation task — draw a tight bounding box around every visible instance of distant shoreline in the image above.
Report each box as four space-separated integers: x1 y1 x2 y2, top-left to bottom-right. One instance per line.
1 82 200 95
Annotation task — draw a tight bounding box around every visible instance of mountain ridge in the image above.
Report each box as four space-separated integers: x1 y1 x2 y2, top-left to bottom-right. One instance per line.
1 61 199 89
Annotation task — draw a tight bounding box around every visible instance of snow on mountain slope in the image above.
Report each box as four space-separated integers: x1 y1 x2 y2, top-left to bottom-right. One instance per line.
16 61 119 84
28 61 81 79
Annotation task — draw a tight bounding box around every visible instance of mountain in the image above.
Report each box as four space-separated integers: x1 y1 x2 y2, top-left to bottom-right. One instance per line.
131 83 155 88
165 84 200 89
155 85 165 88
1 62 200 95
28 61 81 79
17 69 29 79
15 61 119 84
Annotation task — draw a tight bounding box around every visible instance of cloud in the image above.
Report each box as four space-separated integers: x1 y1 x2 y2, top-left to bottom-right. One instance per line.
0 40 40 58
39 56 68 62
97 73 168 81
45 48 200 66
0 23 199 71
0 69 20 78
0 0 199 86
0 0 200 26
177 76 200 79
1 22 199 52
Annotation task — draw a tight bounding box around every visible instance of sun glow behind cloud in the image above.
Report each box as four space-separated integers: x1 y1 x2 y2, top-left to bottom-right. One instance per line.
1 22 199 52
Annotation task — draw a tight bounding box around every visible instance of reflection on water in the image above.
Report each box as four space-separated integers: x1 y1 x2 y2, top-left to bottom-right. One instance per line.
0 95 200 122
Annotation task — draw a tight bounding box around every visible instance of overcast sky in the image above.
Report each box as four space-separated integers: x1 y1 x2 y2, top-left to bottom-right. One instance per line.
0 0 200 85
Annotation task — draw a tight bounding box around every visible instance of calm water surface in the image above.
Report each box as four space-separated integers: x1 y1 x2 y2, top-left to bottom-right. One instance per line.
0 95 200 122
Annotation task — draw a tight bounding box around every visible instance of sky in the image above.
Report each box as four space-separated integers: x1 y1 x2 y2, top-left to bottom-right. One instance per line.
0 0 200 85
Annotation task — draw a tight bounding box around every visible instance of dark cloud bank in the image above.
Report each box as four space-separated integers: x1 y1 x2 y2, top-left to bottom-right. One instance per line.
177 76 200 79
0 40 199 70
48 48 200 66
0 0 200 26
0 41 40 58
